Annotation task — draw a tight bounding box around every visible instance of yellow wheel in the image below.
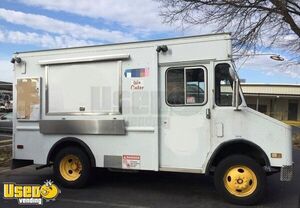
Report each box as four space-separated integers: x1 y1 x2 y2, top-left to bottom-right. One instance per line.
54 146 91 188
223 165 257 197
214 155 266 205
59 154 83 181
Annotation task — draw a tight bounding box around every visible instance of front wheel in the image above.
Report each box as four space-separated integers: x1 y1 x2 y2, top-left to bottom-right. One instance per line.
53 146 91 188
214 155 266 205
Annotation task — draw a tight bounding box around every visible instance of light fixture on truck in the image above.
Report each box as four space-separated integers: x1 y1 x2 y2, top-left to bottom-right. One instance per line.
10 57 22 64
271 153 282 158
156 45 168 53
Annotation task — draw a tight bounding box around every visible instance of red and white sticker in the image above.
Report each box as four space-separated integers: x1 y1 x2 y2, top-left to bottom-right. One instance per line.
122 155 141 169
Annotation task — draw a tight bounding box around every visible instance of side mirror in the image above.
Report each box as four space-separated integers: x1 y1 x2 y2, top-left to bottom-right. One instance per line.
233 79 241 111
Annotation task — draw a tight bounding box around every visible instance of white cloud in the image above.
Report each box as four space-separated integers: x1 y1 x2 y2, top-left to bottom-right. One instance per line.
0 59 13 82
0 8 137 43
0 29 96 48
17 0 169 33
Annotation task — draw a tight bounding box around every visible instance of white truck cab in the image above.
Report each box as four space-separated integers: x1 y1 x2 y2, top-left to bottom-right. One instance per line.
11 33 293 205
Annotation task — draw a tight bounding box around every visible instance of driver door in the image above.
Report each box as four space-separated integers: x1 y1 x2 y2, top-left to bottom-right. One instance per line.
159 65 211 171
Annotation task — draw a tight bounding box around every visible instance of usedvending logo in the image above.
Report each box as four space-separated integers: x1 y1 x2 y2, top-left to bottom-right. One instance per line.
3 180 61 205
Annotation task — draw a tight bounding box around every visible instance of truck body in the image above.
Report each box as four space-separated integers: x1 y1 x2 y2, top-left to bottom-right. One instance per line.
12 33 293 205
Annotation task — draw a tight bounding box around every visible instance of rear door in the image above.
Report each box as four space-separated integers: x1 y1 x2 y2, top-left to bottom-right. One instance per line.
159 65 211 171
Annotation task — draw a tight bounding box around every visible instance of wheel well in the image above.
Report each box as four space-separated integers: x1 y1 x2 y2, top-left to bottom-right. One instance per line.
47 137 96 167
206 140 270 175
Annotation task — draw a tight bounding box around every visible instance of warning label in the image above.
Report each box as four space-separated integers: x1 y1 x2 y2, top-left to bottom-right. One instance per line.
122 155 141 169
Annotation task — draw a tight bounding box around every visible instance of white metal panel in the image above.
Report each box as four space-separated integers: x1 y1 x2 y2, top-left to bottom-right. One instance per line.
158 39 230 64
216 123 224 137
47 61 119 114
208 106 292 168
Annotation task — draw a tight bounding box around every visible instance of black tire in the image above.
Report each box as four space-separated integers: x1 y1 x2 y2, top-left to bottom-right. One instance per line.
214 155 266 205
53 146 91 188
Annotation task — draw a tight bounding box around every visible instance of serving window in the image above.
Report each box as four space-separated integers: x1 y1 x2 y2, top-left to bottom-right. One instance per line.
46 61 121 115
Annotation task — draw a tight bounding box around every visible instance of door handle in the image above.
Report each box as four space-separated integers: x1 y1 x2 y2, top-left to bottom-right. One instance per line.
206 108 211 119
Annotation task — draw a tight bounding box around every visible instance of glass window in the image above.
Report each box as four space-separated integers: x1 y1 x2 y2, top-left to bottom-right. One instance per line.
166 67 206 105
215 63 234 106
166 68 184 105
288 101 298 120
186 68 205 104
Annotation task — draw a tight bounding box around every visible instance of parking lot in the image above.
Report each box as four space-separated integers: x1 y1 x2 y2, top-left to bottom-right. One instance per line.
0 149 299 208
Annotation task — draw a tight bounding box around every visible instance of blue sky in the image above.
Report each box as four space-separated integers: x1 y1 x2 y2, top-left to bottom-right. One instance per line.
0 0 299 83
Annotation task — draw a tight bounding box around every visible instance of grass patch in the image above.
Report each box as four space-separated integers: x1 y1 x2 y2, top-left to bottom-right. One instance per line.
0 146 11 167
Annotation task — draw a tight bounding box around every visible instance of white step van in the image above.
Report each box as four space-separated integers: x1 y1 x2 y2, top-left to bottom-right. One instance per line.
11 33 293 205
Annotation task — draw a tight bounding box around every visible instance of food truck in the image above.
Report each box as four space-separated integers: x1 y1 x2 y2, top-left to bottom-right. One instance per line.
11 33 293 205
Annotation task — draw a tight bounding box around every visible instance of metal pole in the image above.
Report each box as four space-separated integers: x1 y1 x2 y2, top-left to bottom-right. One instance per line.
256 94 259 111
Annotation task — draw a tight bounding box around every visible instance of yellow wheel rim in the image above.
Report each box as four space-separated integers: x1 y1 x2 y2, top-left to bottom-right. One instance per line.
59 154 82 181
223 165 257 197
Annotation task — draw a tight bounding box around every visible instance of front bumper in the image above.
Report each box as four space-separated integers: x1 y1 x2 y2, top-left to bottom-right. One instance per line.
280 164 294 181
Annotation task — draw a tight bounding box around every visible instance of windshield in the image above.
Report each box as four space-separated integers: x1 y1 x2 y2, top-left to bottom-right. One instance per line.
215 63 234 106
215 63 243 106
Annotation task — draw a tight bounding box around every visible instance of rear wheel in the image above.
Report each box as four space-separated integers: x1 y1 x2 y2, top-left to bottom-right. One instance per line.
54 146 91 188
214 155 266 205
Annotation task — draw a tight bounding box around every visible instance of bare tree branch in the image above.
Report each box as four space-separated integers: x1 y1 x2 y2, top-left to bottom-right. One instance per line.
158 0 300 59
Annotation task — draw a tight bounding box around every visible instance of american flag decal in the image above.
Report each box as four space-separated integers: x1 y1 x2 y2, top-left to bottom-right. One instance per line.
124 68 149 78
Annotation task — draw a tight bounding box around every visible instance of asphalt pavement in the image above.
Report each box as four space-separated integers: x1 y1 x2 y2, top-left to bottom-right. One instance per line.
0 149 299 208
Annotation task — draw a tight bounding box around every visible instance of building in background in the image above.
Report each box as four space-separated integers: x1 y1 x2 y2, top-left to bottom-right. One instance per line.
242 83 300 127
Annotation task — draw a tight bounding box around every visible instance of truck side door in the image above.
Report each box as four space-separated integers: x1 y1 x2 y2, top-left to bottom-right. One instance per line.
159 65 211 171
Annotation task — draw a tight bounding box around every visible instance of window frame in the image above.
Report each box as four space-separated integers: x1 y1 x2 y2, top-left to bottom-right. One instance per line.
165 66 208 107
214 63 236 107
